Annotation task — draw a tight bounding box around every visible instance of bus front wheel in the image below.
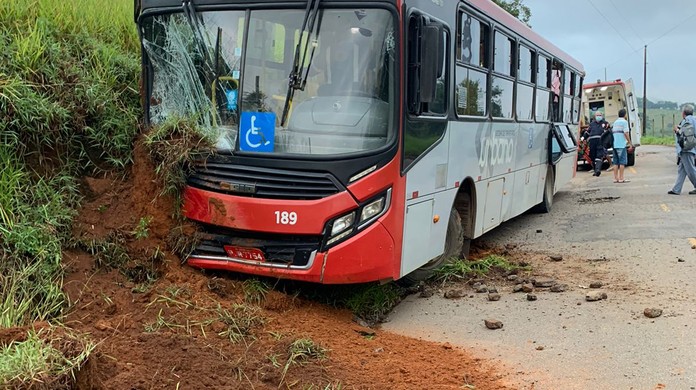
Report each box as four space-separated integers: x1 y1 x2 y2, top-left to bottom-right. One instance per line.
400 207 464 285
534 167 554 214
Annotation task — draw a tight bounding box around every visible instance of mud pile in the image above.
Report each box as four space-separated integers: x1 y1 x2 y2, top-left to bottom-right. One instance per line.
59 139 511 390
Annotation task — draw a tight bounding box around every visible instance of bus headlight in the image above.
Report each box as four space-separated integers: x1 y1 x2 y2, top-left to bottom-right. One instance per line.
359 197 385 224
324 189 392 248
330 212 355 237
326 212 356 246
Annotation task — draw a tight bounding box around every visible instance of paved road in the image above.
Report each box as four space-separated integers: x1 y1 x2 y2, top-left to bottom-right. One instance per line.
385 145 696 390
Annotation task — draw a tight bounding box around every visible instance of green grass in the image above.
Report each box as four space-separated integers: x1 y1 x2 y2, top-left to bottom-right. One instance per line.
344 284 403 324
144 116 214 217
1 0 140 328
434 254 529 284
280 338 329 387
1 0 139 383
243 279 270 305
0 328 95 388
640 136 676 146
133 216 153 240
216 304 265 344
289 281 405 325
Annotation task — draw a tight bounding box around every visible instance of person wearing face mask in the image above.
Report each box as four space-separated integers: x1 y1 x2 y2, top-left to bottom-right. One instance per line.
584 111 611 176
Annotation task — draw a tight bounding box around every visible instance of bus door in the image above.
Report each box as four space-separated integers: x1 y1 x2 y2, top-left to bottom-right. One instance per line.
549 123 577 186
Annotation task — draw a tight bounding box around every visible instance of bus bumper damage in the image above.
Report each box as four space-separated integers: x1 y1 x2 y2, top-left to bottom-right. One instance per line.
183 187 397 284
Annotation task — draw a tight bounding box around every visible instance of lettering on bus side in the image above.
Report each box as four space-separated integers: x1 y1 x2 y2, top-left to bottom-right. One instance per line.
478 129 515 169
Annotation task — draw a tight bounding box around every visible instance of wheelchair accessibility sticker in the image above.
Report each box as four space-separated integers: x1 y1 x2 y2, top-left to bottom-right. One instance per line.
240 112 275 152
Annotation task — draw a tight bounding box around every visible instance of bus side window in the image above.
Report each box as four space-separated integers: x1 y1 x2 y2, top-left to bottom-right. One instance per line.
561 69 575 124
455 11 489 117
550 61 562 122
491 31 514 119
535 55 551 122
516 45 534 121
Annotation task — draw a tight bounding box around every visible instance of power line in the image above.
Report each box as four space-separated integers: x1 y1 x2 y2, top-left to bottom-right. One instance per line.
585 0 638 51
606 0 645 45
590 7 696 76
587 46 643 77
646 9 696 46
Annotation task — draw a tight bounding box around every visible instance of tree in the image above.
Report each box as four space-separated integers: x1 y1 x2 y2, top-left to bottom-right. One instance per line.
493 0 532 26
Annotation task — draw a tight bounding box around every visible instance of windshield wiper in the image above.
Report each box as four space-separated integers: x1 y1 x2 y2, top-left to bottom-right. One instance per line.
182 0 214 86
280 0 322 127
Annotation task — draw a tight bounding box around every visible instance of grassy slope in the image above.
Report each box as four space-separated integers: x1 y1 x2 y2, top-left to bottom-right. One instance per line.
0 0 139 384
0 0 139 326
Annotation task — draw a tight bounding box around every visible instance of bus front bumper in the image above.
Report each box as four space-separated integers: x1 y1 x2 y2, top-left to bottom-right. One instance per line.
186 219 396 284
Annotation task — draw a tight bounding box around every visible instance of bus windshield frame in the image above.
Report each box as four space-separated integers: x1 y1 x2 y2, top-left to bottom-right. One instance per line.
138 5 399 160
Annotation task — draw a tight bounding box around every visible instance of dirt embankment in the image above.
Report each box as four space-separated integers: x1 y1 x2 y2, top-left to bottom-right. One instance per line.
54 141 513 390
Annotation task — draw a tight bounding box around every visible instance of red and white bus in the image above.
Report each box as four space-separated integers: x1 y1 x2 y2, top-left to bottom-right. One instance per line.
135 0 584 284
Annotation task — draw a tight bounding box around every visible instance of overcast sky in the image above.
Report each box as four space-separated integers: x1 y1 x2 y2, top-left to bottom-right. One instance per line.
525 0 696 104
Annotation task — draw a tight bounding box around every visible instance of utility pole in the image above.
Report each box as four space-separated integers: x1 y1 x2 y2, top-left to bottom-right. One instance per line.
604 68 607 81
642 45 647 136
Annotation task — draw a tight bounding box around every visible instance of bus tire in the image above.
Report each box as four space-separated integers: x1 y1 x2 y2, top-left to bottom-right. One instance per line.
534 167 554 214
400 207 464 285
627 150 635 166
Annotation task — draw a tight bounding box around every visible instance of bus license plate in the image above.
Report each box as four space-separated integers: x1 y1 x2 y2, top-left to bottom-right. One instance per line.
224 245 266 262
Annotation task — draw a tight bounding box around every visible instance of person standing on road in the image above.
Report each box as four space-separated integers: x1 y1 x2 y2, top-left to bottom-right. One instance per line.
668 105 696 195
611 109 633 183
586 111 610 176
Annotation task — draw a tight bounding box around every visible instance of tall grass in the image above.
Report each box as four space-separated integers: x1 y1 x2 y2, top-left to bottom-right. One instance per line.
0 0 140 327
0 328 95 388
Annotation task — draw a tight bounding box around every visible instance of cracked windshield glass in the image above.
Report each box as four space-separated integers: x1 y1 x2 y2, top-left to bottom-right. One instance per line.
141 8 396 156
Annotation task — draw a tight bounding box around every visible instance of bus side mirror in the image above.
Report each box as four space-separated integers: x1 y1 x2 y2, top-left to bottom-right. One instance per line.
408 15 445 114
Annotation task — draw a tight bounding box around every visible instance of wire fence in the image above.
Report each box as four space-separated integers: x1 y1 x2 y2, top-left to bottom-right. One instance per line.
642 110 681 138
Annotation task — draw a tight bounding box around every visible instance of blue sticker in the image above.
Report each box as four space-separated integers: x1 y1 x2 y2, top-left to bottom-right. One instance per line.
240 112 275 152
225 89 238 111
232 70 240 79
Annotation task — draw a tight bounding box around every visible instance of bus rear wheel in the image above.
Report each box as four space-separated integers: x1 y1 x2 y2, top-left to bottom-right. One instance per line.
534 167 554 213
400 207 464 285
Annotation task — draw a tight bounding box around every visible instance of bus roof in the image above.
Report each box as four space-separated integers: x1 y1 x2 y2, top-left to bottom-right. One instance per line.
467 0 584 74
137 0 585 74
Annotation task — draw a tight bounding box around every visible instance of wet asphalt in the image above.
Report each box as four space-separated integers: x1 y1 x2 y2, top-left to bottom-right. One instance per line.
384 145 696 390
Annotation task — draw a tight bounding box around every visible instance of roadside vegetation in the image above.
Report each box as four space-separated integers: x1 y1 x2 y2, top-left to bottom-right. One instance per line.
0 0 138 385
640 136 676 146
434 254 530 284
303 253 529 325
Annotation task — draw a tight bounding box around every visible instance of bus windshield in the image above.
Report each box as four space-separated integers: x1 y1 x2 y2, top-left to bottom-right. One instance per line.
141 7 397 157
